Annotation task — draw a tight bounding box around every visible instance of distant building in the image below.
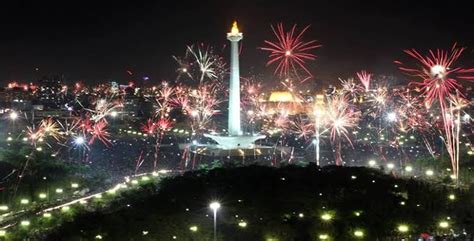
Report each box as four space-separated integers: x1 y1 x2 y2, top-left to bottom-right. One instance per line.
264 91 306 115
0 85 33 112
36 74 65 110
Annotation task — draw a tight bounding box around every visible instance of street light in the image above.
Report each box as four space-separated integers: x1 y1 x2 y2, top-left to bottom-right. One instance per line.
210 202 221 241
314 106 325 166
397 224 409 233
354 230 364 238
368 160 377 167
425 169 434 176
321 212 333 221
439 221 449 229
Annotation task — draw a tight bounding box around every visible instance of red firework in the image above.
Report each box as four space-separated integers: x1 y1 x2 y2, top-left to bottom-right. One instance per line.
396 43 474 106
260 23 321 81
89 120 111 146
156 118 173 132
356 70 372 91
396 44 474 180
79 117 93 135
141 118 157 134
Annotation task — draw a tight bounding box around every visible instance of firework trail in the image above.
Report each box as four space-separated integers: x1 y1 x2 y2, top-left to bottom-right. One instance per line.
326 94 361 165
396 44 474 180
357 70 372 91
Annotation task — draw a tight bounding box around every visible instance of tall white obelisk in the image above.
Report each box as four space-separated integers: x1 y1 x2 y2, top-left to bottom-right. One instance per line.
204 21 265 150
227 21 243 136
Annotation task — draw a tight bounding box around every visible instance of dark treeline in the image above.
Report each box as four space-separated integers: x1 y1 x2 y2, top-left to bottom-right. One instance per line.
45 165 474 241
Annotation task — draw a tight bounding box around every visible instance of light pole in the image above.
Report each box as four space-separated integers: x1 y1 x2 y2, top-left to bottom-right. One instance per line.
314 107 324 166
209 202 221 241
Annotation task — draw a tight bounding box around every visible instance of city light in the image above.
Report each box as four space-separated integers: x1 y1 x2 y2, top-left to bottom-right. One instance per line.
321 213 333 221
318 234 329 240
368 160 377 167
397 224 409 233
20 220 30 227
9 111 18 120
189 226 198 232
209 201 221 211
238 221 247 228
439 221 449 228
354 230 364 238
0 15 473 241
425 170 434 176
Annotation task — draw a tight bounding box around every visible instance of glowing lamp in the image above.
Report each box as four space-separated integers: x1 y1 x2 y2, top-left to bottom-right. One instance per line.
9 111 18 120
210 202 221 211
321 213 333 221
397 224 409 233
439 221 449 228
318 234 329 240
354 230 364 238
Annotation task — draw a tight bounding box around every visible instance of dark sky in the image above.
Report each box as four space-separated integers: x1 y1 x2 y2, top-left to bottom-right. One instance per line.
1 0 473 85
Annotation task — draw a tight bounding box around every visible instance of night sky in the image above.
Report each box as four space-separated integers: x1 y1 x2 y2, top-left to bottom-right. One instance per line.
1 1 474 86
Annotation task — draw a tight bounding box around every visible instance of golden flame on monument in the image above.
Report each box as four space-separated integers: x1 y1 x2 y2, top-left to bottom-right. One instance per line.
230 21 240 35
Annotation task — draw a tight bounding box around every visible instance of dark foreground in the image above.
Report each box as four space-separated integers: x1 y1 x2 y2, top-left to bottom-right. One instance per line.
45 165 473 241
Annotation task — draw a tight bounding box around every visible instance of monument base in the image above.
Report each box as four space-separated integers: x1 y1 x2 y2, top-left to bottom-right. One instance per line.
203 134 266 150
191 144 273 157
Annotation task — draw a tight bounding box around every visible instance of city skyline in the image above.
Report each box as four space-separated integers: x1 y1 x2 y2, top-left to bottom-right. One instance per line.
1 1 474 85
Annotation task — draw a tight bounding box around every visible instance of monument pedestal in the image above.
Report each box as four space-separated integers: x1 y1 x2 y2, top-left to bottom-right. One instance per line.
204 134 266 150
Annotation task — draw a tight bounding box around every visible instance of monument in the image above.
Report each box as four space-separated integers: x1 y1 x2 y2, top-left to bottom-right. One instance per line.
204 21 265 150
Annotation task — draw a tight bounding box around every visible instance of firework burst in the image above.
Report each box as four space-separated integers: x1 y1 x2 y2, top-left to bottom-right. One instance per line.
173 44 227 85
260 23 321 81
326 95 361 165
290 117 314 140
89 120 111 146
397 44 474 180
40 117 62 141
339 77 362 101
396 43 474 106
357 70 372 91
